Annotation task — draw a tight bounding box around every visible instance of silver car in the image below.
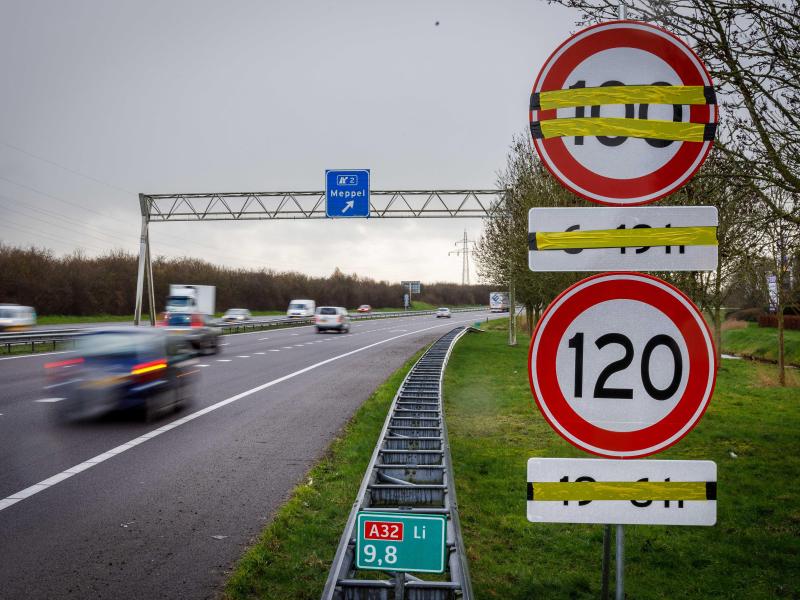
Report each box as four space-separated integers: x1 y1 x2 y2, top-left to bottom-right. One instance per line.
222 308 252 323
314 306 351 333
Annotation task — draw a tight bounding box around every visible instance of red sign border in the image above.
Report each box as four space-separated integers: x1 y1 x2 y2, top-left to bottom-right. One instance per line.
527 272 717 458
530 20 718 206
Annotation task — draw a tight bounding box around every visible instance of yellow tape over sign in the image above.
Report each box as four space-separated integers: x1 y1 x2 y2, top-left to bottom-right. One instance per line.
531 481 711 501
534 226 717 251
538 117 712 142
536 85 712 110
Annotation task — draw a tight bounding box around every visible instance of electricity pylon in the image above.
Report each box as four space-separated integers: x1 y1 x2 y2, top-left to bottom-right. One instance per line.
448 230 477 285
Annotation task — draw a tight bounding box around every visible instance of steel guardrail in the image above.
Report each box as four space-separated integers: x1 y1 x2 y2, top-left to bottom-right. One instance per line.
321 326 474 600
0 308 488 355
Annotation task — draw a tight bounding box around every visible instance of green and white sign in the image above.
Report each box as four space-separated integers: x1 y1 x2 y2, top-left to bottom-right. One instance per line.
355 512 447 573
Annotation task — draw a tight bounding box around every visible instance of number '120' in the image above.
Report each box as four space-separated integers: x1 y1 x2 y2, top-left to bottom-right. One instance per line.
567 332 682 400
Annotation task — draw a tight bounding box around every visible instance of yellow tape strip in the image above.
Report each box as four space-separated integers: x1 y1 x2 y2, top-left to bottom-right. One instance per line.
535 226 717 251
537 85 710 110
532 481 710 501
539 117 710 142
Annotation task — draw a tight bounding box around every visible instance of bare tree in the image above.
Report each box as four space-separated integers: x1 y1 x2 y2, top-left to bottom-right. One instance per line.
662 149 762 359
752 188 800 384
549 0 800 224
475 135 584 332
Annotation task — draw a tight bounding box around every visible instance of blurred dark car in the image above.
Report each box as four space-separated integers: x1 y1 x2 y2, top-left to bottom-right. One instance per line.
158 312 220 355
46 328 197 422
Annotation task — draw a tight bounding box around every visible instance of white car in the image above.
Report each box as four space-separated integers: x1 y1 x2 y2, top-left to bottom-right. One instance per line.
222 308 251 322
436 307 451 318
315 306 350 333
287 299 316 318
0 304 37 330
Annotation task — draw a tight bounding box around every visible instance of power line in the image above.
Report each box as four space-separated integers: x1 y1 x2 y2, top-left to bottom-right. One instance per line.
0 140 135 195
448 230 477 285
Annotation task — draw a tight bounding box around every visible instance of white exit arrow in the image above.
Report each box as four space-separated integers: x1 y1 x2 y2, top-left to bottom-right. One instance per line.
341 200 354 214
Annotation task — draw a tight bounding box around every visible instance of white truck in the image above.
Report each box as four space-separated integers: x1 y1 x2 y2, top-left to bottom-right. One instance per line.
489 291 510 313
166 285 216 315
286 299 315 318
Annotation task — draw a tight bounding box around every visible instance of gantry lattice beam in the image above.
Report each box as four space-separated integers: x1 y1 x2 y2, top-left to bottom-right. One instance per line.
140 189 507 221
134 188 507 326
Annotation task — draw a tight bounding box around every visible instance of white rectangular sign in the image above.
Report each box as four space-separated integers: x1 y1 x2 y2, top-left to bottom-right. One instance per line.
528 206 718 272
527 458 717 526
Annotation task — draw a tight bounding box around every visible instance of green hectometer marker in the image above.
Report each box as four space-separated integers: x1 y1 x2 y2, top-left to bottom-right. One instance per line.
355 512 447 574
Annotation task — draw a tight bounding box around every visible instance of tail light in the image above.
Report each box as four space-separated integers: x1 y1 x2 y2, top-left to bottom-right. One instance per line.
45 357 84 369
337 316 344 323
156 312 168 327
130 359 167 381
191 314 204 328
314 316 321 323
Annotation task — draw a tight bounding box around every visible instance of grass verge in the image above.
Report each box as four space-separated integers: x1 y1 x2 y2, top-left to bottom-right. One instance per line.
722 322 800 366
445 329 799 599
224 346 428 599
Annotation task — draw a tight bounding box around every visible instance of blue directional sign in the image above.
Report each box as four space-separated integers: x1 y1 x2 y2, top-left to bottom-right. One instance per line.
326 169 370 218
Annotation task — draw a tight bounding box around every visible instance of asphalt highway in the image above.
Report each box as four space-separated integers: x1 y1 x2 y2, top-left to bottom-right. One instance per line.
0 311 495 599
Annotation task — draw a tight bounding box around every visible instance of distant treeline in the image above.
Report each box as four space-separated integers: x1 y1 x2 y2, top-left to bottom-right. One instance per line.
0 245 493 315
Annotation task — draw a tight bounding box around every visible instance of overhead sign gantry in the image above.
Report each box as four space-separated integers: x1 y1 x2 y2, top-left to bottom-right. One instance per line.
133 188 507 325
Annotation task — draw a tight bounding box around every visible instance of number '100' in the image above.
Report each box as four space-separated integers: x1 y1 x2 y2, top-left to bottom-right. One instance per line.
569 80 683 148
567 332 682 400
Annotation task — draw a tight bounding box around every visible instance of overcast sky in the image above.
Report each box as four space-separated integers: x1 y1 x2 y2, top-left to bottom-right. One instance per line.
0 0 576 283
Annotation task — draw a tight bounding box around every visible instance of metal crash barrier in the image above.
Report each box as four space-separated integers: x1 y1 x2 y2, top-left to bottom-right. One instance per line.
0 308 487 356
322 327 474 600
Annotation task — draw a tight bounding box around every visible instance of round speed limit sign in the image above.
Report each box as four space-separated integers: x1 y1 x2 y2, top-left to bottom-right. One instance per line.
530 20 718 205
528 273 716 458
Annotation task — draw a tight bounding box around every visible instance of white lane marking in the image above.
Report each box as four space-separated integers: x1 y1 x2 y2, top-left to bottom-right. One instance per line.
220 323 316 337
254 352 266 355
237 355 250 358
0 317 476 513
269 349 280 352
282 346 293 349
294 344 304 347
197 364 210 368
258 337 270 341
34 398 65 403
290 333 299 337
217 359 232 363
0 349 73 362
219 343 229 346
